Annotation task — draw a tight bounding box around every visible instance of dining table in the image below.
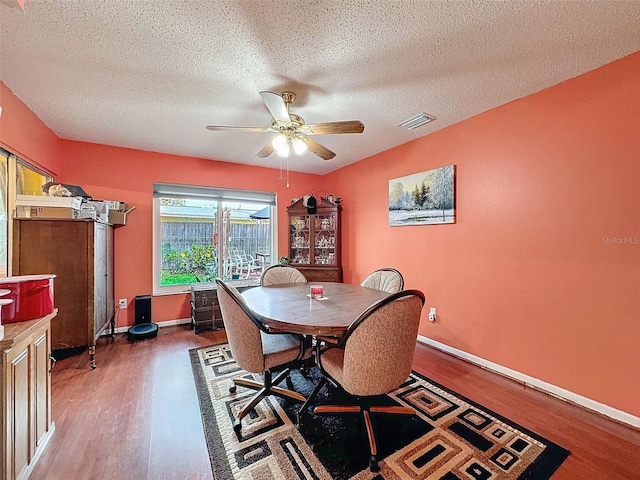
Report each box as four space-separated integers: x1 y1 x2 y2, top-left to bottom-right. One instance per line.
241 281 392 337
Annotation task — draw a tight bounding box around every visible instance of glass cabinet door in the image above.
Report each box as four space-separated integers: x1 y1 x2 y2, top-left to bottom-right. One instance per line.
289 214 310 265
313 213 337 266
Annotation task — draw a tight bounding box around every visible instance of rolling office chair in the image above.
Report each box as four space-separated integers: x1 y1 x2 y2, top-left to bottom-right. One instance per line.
215 279 311 433
310 289 425 472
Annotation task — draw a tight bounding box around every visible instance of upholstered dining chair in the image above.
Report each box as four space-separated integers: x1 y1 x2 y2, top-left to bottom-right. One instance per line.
310 289 425 472
360 267 404 294
215 279 311 433
260 264 312 376
261 264 307 286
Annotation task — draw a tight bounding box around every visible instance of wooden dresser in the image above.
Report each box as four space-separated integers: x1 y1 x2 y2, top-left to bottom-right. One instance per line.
13 219 114 368
0 310 57 480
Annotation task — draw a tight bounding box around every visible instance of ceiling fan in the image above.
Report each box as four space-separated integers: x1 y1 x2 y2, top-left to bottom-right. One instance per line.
206 91 365 161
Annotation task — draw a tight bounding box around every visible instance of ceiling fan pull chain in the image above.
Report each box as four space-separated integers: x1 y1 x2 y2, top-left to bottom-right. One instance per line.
286 156 290 188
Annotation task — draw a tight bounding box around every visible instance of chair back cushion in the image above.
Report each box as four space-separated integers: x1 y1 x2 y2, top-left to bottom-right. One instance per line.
360 268 404 294
340 292 423 396
261 265 307 286
215 281 265 373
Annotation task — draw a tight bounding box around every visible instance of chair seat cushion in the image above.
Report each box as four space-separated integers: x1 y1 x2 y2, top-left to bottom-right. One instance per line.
261 331 310 370
320 347 345 386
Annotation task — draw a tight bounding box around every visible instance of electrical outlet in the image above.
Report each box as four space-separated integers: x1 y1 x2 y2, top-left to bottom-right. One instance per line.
118 298 127 309
428 307 436 322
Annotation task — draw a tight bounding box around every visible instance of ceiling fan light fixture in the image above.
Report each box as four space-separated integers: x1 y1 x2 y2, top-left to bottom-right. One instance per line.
292 137 307 155
276 142 290 158
272 134 287 150
397 112 436 130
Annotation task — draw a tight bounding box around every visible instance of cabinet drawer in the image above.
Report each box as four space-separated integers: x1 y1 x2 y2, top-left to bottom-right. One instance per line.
296 267 341 283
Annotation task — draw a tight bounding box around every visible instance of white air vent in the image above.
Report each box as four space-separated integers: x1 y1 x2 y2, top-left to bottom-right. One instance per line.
397 112 436 130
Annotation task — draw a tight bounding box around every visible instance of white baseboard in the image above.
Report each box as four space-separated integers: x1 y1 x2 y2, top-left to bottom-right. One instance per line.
417 335 640 429
107 318 191 335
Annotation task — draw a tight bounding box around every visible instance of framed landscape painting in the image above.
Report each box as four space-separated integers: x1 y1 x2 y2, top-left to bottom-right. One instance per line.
389 164 455 226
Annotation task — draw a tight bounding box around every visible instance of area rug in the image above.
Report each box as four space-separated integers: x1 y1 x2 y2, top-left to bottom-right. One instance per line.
190 344 569 479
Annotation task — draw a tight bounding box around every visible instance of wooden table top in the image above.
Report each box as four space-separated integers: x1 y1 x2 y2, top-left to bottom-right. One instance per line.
241 282 391 336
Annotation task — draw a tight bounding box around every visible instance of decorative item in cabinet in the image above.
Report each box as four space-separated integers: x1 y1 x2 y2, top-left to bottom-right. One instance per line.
190 284 224 333
287 196 341 282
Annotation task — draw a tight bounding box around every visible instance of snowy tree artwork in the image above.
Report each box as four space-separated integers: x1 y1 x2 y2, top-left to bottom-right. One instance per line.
389 165 455 226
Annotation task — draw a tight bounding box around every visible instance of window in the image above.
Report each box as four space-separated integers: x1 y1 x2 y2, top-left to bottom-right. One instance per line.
17 159 51 195
152 182 277 295
0 148 53 277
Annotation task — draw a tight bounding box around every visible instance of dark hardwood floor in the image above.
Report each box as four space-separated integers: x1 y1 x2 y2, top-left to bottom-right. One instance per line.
30 325 640 480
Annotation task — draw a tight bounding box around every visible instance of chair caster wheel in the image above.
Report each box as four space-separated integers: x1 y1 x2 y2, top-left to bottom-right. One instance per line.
229 384 237 394
369 457 379 472
286 376 294 389
233 419 242 433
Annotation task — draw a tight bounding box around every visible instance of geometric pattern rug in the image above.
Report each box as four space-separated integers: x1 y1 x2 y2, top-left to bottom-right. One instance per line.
190 344 569 479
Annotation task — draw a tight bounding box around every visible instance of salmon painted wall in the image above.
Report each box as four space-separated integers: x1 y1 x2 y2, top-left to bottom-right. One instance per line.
55 142 322 327
325 52 640 417
0 82 62 175
0 80 322 327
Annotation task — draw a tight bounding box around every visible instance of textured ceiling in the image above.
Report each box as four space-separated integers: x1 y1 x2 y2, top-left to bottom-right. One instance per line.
1 1 639 175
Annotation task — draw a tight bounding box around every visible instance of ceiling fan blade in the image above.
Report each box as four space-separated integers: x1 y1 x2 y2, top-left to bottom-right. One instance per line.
299 136 336 160
302 120 365 135
255 140 275 158
206 125 273 133
259 91 291 125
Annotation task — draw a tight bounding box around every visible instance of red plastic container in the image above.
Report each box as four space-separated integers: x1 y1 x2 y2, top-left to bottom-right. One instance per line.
0 275 56 324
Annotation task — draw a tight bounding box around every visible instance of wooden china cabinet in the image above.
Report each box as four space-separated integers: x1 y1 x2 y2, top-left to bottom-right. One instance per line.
287 197 342 282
